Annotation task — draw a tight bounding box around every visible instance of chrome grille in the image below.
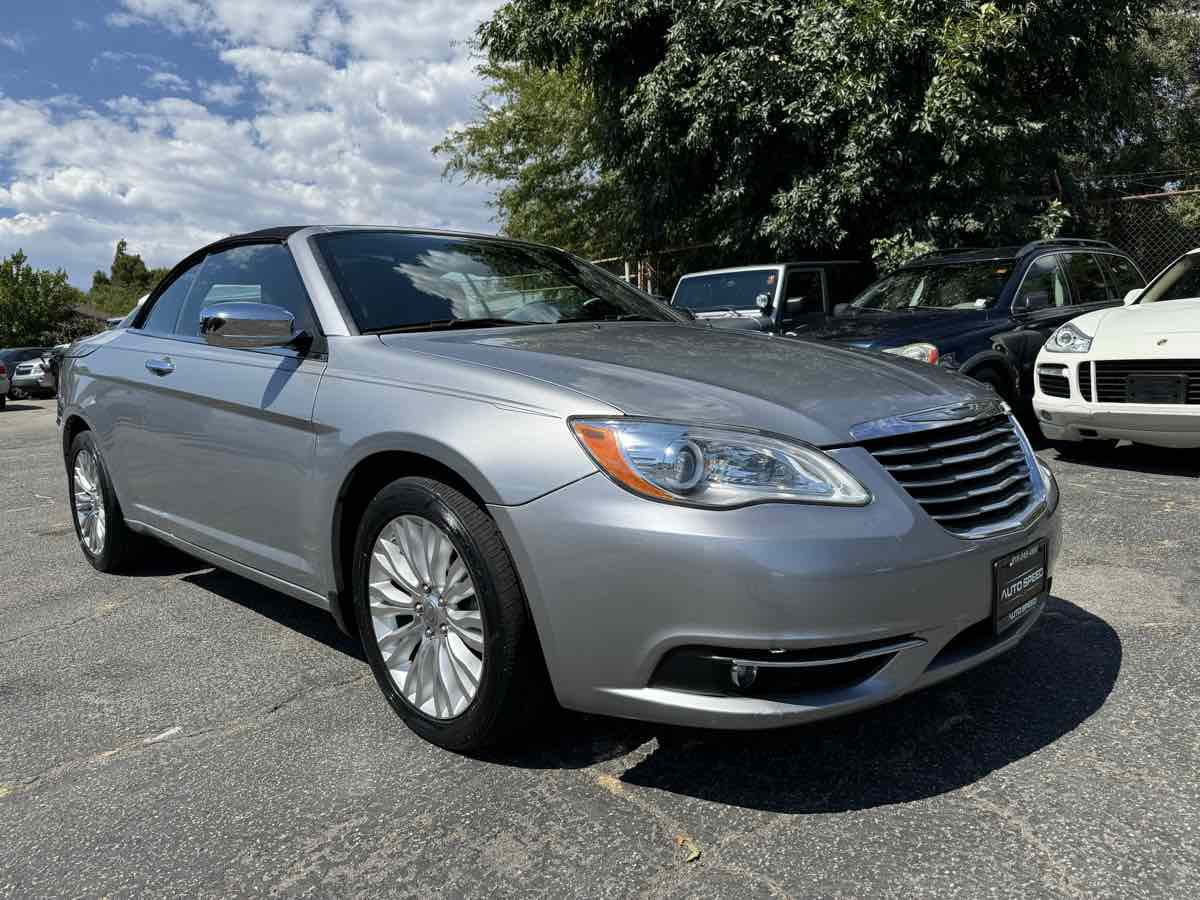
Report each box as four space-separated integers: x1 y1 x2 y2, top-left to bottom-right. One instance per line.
1078 363 1093 401
1037 364 1070 399
1094 359 1200 404
862 414 1039 539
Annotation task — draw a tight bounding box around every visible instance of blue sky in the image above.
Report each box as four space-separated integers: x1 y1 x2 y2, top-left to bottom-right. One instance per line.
0 1 499 285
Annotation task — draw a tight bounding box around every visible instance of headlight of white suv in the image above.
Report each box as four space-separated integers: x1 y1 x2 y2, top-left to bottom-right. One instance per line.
883 342 939 364
1046 322 1092 353
570 418 871 508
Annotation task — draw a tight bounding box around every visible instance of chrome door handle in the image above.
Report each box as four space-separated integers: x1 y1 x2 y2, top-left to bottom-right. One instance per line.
145 357 175 376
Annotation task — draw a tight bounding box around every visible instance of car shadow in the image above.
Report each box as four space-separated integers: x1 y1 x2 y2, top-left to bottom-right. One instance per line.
183 567 366 661
483 596 1121 813
0 402 47 412
1046 442 1200 478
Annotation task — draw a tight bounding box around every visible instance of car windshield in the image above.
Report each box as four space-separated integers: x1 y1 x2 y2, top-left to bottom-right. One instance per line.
1139 253 1200 304
672 269 778 312
851 261 1014 311
313 231 680 333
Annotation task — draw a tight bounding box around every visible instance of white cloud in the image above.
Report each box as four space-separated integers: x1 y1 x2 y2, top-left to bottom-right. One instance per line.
3 1 501 285
145 71 192 92
201 80 244 105
0 33 28 53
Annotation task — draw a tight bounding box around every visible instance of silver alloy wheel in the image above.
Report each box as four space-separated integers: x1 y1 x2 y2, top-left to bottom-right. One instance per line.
73 449 106 556
368 515 485 720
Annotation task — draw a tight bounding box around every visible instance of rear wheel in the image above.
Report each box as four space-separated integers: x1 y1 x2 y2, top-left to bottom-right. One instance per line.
352 476 547 752
68 431 136 572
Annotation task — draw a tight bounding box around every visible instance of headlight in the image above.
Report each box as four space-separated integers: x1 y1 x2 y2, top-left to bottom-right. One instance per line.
570 418 871 508
883 342 939 364
1046 322 1092 353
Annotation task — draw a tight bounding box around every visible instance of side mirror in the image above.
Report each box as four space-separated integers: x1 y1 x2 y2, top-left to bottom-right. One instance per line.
1014 291 1050 314
1123 288 1143 306
199 302 297 349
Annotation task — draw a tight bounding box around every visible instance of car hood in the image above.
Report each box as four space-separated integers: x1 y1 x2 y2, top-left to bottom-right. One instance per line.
806 309 993 348
1073 299 1200 355
383 323 991 446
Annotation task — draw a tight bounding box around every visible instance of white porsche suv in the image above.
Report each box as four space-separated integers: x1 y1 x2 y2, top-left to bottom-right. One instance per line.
1033 248 1200 450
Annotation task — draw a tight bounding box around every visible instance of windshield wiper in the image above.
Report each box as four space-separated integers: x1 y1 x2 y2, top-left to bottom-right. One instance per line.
555 313 660 324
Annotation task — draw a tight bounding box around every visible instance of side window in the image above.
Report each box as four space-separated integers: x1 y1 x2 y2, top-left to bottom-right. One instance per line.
782 270 824 320
1016 255 1069 308
1100 255 1144 296
140 261 202 335
1063 253 1111 305
175 244 317 340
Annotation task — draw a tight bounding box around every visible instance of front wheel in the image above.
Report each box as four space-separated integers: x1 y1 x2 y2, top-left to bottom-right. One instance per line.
352 477 548 752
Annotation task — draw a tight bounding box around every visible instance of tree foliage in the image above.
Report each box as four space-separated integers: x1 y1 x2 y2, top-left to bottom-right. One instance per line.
88 239 170 316
468 0 1157 262
0 250 81 346
435 60 634 258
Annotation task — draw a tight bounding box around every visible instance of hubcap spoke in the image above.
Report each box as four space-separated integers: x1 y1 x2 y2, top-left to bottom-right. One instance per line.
368 514 486 721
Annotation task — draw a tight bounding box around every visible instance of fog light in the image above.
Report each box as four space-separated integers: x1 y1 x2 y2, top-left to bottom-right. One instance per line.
730 663 758 689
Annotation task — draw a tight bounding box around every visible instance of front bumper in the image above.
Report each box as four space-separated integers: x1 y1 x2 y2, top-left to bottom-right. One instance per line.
1034 393 1200 449
12 372 53 391
491 447 1061 730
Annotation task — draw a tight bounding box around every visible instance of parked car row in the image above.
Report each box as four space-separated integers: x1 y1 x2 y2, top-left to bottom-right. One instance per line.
0 346 63 407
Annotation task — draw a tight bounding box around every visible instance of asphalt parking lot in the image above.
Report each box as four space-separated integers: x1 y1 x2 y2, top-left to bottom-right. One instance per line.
1 398 1197 899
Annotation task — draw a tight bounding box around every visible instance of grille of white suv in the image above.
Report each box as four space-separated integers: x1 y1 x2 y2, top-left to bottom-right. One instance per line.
862 414 1038 538
1094 359 1200 404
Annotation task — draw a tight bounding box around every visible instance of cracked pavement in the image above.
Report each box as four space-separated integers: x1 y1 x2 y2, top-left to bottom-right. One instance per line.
1 399 1198 898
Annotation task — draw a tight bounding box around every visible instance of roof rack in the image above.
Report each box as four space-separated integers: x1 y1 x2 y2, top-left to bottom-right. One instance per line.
909 247 994 261
1017 237 1117 256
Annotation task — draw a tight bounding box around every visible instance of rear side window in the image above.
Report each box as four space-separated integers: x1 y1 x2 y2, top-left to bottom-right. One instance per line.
1100 255 1144 296
175 244 317 338
141 262 201 335
1062 253 1111 304
1015 255 1069 307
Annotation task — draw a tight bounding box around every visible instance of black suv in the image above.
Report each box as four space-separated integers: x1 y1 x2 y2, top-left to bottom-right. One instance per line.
805 239 1146 402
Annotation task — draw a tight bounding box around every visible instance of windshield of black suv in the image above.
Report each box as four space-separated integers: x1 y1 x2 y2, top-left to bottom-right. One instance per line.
851 261 1014 311
313 231 680 332
1139 253 1200 304
672 269 779 312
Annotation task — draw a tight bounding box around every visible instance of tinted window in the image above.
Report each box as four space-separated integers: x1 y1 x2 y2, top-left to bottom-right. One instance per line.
782 270 824 319
673 269 779 313
1063 253 1111 304
1015 255 1069 308
175 244 316 338
852 261 1013 311
1139 253 1200 304
1100 255 1144 296
141 262 201 334
315 232 675 332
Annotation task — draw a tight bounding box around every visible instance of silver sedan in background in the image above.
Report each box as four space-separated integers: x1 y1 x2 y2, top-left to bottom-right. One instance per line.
58 226 1061 751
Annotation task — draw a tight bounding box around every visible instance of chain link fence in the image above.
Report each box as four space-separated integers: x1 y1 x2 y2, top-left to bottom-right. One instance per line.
1092 189 1200 279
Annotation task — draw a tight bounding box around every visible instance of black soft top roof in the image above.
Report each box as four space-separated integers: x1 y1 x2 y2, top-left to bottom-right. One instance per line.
197 226 308 255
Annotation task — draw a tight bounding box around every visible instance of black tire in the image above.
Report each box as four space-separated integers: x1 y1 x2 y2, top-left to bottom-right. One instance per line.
67 431 136 572
0 394 5 410
972 367 1011 402
352 477 547 752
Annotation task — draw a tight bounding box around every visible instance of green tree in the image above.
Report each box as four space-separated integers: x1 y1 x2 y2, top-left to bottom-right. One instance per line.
87 239 169 316
0 250 79 345
435 60 634 258
476 0 1157 263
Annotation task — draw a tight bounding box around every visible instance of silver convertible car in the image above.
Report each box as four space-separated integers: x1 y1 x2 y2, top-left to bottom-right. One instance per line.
59 226 1061 751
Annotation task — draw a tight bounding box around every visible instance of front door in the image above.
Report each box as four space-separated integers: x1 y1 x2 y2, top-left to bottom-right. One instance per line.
1007 253 1077 394
118 243 327 590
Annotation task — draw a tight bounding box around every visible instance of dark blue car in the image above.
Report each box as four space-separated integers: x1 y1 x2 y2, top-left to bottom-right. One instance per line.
806 239 1147 402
